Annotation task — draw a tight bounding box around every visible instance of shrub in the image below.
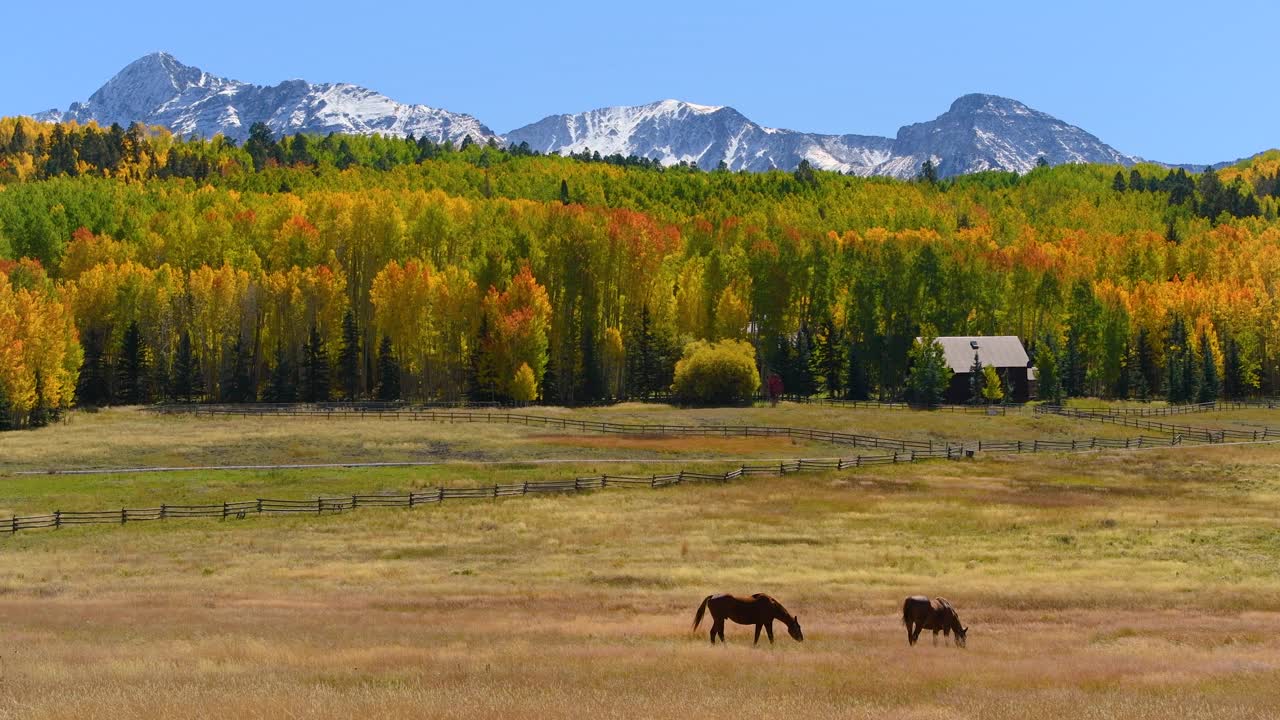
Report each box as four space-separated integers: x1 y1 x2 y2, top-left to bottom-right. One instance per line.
511 363 537 403
671 339 760 405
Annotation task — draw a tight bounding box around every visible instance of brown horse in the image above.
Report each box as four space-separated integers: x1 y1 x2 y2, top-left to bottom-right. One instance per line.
902 595 967 647
692 593 803 645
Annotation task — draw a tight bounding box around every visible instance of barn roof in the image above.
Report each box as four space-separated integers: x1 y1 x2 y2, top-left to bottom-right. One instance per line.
923 336 1030 373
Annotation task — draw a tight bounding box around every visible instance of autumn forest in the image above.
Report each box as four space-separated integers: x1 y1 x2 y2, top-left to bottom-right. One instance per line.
2 116 1280 428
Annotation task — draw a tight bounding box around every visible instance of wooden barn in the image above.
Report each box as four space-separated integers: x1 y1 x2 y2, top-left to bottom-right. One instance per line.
931 336 1035 404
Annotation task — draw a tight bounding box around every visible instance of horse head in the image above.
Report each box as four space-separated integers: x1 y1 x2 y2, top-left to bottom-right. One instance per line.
955 625 968 648
788 615 804 642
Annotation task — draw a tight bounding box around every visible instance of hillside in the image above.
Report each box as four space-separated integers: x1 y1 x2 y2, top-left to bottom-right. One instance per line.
1 116 1279 428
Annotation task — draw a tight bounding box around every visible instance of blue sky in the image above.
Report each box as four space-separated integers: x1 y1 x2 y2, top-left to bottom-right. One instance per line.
2 0 1273 164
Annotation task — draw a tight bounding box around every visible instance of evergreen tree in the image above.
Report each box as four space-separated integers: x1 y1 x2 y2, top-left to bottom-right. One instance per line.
338 309 361 401
1223 336 1244 399
968 351 985 404
8 122 26 154
627 305 660 398
794 159 820 187
1036 156 1050 168
577 323 604 402
28 372 53 428
1112 170 1127 192
375 336 401 402
559 179 570 206
75 330 112 406
1034 334 1062 404
1136 327 1161 398
115 321 150 405
845 341 871 401
289 134 313 166
262 346 297 404
791 324 817 397
245 122 277 172
171 332 201 403
300 325 331 403
918 158 938 185
0 385 11 431
905 337 953 407
1129 168 1145 192
466 315 498 402
222 333 255 403
811 318 845 398
1198 331 1220 402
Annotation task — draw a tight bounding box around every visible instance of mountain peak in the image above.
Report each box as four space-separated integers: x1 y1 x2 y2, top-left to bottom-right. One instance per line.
649 99 725 115
40 52 495 144
947 93 1034 116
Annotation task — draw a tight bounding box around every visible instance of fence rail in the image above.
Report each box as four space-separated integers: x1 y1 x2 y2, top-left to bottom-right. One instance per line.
1047 400 1280 417
3 425 1229 538
1037 406 1280 442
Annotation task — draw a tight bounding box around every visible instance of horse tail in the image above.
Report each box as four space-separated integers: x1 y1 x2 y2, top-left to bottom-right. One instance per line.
693 595 712 631
902 598 911 628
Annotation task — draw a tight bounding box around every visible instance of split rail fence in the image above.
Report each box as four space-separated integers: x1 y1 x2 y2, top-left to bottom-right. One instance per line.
6 430 1185 537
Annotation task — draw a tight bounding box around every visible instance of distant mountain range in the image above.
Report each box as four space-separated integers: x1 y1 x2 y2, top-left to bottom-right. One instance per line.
33 52 1225 178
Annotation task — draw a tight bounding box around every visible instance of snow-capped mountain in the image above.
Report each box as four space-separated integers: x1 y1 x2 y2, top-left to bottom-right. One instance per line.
36 52 495 145
506 94 1136 177
33 53 1141 177
502 99 896 173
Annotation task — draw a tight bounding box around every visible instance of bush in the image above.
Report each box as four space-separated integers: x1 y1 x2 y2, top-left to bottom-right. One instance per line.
671 339 760 405
511 363 537 403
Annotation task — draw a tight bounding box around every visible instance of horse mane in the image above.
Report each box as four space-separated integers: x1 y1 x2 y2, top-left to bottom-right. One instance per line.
759 594 796 626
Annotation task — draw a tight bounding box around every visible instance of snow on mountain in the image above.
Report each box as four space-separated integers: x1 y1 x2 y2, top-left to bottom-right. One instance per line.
887 94 1134 177
34 53 1141 178
43 52 495 145
504 100 897 173
506 93 1137 178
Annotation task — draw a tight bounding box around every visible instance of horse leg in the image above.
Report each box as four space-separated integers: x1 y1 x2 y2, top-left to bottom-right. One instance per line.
710 618 721 645
932 629 940 646
906 622 915 646
754 624 762 645
909 624 922 646
718 623 727 644
766 621 775 644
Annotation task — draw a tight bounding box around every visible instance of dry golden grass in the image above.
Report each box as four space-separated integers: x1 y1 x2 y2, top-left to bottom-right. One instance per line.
2 408 1280 718
0 403 1148 474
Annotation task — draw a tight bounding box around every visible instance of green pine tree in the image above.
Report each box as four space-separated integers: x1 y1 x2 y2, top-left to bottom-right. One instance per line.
375 336 402 402
171 332 201 403
905 336 953 407
301 325 331 403
115 321 151 405
338 309 361 401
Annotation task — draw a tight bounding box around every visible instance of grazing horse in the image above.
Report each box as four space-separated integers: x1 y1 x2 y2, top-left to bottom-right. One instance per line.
902 596 968 648
692 593 803 645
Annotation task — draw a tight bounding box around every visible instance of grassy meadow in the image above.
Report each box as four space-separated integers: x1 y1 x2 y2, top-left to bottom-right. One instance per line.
1 405 1279 718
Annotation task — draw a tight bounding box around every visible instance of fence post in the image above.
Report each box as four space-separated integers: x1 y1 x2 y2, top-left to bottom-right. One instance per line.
160 504 167 520
10 515 16 534
316 497 322 515
121 508 127 525
54 510 61 529
352 494 358 510
223 501 230 520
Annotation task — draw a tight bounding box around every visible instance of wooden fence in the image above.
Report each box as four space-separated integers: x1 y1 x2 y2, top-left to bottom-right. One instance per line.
1044 400 1280 418
1037 406 1280 443
3 429 1194 536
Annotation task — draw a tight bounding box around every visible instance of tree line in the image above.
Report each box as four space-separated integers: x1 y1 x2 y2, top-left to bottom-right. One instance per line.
2 118 1280 426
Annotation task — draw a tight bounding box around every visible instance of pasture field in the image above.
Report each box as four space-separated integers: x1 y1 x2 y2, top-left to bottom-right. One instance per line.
0 403 1144 474
1 406 1280 718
